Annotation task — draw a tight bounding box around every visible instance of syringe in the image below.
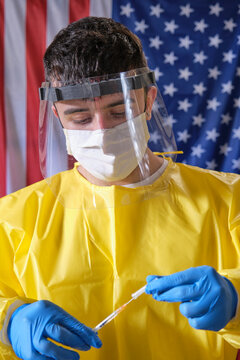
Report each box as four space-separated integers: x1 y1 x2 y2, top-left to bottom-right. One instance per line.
93 284 146 332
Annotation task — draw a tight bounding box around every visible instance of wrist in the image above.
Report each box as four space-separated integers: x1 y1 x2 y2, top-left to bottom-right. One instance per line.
224 277 238 320
7 303 31 345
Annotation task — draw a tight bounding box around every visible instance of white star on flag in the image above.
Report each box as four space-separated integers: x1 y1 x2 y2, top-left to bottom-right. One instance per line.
153 67 163 81
194 19 208 33
206 128 220 142
180 4 194 17
165 114 177 127
209 3 223 16
177 130 191 143
207 97 221 111
164 20 179 34
232 158 240 170
233 127 240 139
223 50 236 63
219 143 232 156
120 3 135 17
224 18 237 32
179 67 193 81
135 20 149 33
193 114 205 127
179 35 193 49
234 98 240 109
221 81 234 94
152 102 160 111
149 131 161 144
207 99 220 112
191 144 205 158
149 36 163 49
221 113 232 125
206 160 218 170
193 51 207 65
209 35 223 48
163 83 178 97
164 52 178 65
208 66 221 79
178 98 192 112
193 82 207 96
150 4 164 18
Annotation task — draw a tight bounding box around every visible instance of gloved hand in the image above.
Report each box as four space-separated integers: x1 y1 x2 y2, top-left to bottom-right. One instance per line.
146 266 238 331
8 300 102 360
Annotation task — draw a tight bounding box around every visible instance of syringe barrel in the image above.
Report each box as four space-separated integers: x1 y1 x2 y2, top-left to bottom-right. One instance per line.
93 309 119 332
131 285 146 299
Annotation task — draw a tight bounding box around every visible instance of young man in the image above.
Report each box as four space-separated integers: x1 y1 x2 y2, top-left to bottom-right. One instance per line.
0 17 240 360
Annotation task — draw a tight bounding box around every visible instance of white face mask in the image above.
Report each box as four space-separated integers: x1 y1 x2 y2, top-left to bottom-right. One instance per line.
63 113 150 182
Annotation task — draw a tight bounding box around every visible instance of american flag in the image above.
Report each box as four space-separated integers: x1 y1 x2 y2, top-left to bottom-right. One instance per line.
114 1 240 173
0 0 239 197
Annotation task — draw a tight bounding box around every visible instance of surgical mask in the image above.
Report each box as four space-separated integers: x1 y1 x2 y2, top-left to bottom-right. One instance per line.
63 113 150 181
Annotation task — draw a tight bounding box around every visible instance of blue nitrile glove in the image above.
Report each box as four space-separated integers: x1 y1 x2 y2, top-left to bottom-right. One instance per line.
146 266 238 331
8 300 102 360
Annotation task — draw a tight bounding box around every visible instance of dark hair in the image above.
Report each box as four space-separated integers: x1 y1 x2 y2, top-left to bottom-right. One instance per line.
43 16 148 82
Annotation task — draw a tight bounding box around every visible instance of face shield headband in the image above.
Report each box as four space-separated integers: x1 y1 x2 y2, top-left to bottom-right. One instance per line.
39 71 156 102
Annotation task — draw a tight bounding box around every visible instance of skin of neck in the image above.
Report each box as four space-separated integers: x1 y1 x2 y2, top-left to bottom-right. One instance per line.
76 148 164 186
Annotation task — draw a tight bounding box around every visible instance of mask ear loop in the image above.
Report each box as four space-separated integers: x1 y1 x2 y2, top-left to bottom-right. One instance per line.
154 151 184 159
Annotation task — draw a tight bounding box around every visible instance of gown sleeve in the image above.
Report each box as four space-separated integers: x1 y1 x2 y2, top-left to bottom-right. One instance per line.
219 178 240 348
0 221 34 346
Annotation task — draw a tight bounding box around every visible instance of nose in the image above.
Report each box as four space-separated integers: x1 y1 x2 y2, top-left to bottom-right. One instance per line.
93 112 112 130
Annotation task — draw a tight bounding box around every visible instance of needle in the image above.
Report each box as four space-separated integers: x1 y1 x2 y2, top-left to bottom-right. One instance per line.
93 285 146 332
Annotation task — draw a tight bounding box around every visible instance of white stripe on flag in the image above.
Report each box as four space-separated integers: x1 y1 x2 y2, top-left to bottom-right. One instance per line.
4 0 27 194
90 0 112 17
47 0 69 47
45 0 69 177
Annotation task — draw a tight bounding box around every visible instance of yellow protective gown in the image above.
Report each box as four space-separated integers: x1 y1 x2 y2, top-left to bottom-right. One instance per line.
0 159 240 360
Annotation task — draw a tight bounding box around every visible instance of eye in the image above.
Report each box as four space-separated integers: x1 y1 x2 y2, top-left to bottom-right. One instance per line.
111 111 126 118
67 112 92 125
72 117 92 124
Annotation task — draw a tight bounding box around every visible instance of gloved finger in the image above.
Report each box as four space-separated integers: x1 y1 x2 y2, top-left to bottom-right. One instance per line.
28 349 53 360
146 275 160 283
146 276 162 294
15 346 54 360
151 284 205 302
179 291 215 319
35 338 80 360
146 267 206 294
45 323 90 351
188 309 226 331
59 316 102 349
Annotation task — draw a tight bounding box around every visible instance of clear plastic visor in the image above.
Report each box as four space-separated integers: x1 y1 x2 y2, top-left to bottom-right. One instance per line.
39 68 177 209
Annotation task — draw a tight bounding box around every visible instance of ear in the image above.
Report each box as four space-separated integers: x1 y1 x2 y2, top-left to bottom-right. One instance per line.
146 86 157 120
52 104 59 118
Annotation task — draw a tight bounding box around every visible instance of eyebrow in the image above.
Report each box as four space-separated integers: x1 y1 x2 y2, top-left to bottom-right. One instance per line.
63 98 136 115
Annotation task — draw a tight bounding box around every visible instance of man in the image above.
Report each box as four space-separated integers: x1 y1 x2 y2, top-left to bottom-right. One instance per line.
0 16 240 360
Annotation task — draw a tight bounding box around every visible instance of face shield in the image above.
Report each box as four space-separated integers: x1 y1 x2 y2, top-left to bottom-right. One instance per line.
39 67 177 208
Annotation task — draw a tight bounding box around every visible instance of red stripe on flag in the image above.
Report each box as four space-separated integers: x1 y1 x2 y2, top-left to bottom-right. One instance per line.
69 0 90 23
0 0 6 197
26 0 46 185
